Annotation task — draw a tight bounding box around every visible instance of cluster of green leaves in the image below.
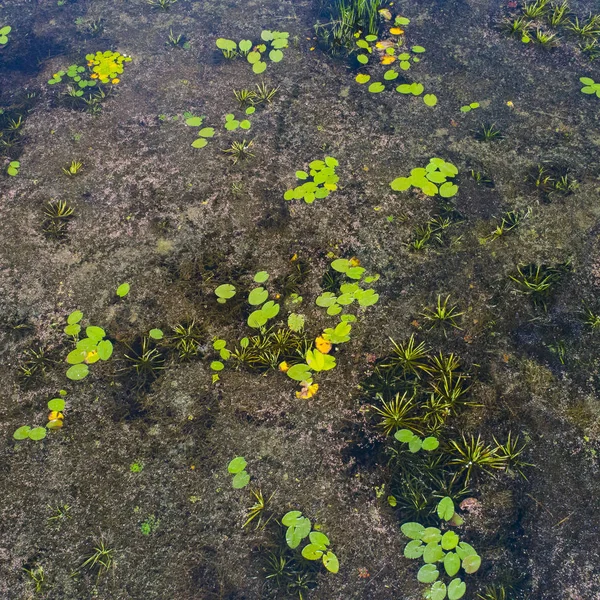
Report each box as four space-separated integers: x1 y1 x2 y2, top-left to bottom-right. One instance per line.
48 51 132 92
228 456 250 488
285 347 337 383
316 259 380 316
459 102 480 112
184 115 216 149
224 110 253 131
64 310 113 380
283 157 339 203
580 76 600 97
7 160 20 176
395 82 437 105
13 394 67 441
216 30 289 74
210 338 230 381
395 429 439 453
0 25 11 45
401 497 481 600
282 511 339 573
390 157 459 198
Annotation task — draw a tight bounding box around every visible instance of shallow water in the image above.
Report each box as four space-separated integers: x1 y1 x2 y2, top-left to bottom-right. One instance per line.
1 0 600 598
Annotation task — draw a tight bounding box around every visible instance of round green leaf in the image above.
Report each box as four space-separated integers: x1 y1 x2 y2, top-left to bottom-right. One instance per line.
302 544 324 560
48 398 65 411
448 578 466 600
424 94 438 107
64 324 81 336
462 554 481 574
97 339 113 361
439 182 458 198
199 127 215 138
442 530 460 551
149 328 164 340
404 540 424 559
228 456 247 473
247 310 268 328
384 69 398 80
67 364 89 380
232 470 250 488
215 284 236 299
253 61 267 74
323 551 339 573
210 361 224 371
309 531 330 546
66 348 87 365
429 581 447 600
357 54 369 64
240 120 251 130
67 310 83 325
14 426 31 440
423 542 445 564
86 326 105 342
269 49 283 62
248 287 268 305
192 138 208 148
422 527 442 543
395 429 414 442
422 436 439 451
286 363 312 382
356 73 371 84
437 497 455 521
247 51 261 64
412 45 426 53
401 522 425 540
418 564 439 584
390 177 412 191
444 552 461 577
282 511 302 526
116 283 130 297
368 81 385 93
28 427 47 441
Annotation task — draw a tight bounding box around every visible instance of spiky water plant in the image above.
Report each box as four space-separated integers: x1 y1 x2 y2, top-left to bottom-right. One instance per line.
255 82 278 104
448 434 507 484
523 0 550 18
18 347 54 381
372 391 421 435
233 88 258 107
62 160 83 176
123 336 165 384
547 1 570 27
583 303 600 330
483 207 531 243
494 432 532 479
430 372 474 414
171 319 202 360
474 123 503 142
79 538 114 583
500 16 531 35
429 352 461 376
580 39 600 60
477 584 509 600
146 0 177 9
243 489 274 530
510 262 569 309
568 15 600 37
421 294 463 331
222 139 255 164
534 28 560 47
386 335 432 378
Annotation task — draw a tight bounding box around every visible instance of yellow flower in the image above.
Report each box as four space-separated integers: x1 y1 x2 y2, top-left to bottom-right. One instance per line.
506 100 514 108
279 361 290 373
381 55 396 65
349 257 361 267
315 336 332 354
112 78 120 84
90 73 99 79
296 382 319 399
390 27 404 35
48 411 64 421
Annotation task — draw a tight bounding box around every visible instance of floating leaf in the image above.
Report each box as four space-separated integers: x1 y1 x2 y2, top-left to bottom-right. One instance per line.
404 540 425 558
14 426 31 440
67 310 83 325
390 177 412 191
401 522 425 539
248 287 269 305
210 360 225 371
418 564 439 584
412 45 426 53
254 271 269 283
357 54 369 64
215 284 236 299
368 82 385 93
116 282 130 297
437 497 455 521
149 328 164 340
323 551 339 573
232 470 250 488
269 49 283 62
448 579 466 600
423 94 438 106
442 531 460 551
199 127 215 138
253 61 267 74
228 456 247 473
97 340 113 361
48 398 66 411
444 552 461 577
439 182 458 198
286 363 312 382
384 69 398 80
192 138 208 148
462 554 481 574
28 427 47 441
186 116 203 127
355 73 371 84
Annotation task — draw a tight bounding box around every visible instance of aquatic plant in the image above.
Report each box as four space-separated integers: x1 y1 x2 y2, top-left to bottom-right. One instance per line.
146 0 177 9
568 15 600 37
547 1 570 27
49 51 131 89
222 139 255 164
449 435 507 483
523 0 550 18
372 392 420 435
171 319 203 360
395 429 439 453
474 123 502 141
469 169 493 186
122 336 164 384
390 157 459 198
18 346 54 382
401 496 481 600
482 208 531 243
7 160 20 176
13 425 48 441
580 76 600 97
0 25 11 45
254 81 279 103
43 200 75 240
583 303 600 330
116 283 130 298
62 160 83 176
167 29 187 48
228 456 250 489
217 31 289 73
224 112 252 131
500 16 531 36
459 102 480 112
282 510 339 572
79 538 114 582
65 314 113 381
494 432 532 479
214 283 237 303
233 88 258 107
421 295 463 332
23 565 45 593
284 157 339 203
243 489 274 529
509 262 569 309
534 28 560 47
580 39 600 60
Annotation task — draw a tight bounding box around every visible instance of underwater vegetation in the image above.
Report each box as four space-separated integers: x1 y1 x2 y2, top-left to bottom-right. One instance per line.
216 30 289 74
284 157 340 203
390 157 458 198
